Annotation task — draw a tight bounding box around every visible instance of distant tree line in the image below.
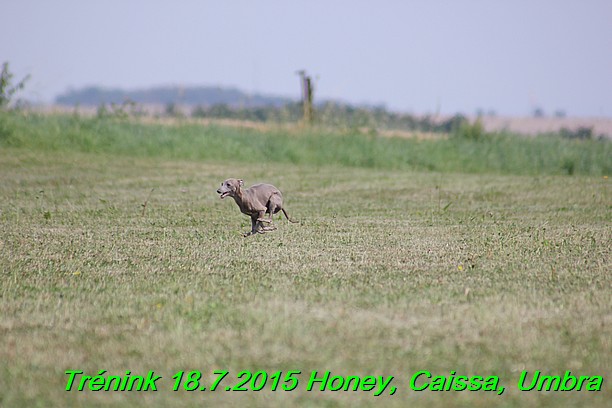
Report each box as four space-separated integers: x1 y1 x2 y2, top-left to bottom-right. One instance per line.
58 85 476 133
56 86 291 108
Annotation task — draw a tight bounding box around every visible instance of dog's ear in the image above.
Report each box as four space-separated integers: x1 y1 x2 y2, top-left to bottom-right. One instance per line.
238 179 244 186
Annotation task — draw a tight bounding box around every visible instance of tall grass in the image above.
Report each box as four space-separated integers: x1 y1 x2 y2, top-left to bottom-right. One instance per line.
1 111 610 175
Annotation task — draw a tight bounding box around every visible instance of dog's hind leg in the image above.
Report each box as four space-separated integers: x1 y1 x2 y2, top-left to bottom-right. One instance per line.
259 204 278 232
258 193 281 226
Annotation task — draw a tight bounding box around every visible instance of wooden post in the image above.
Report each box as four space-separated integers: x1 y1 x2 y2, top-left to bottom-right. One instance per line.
297 70 314 125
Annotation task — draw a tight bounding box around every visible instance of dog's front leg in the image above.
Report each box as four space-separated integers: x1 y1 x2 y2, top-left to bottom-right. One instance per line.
244 214 259 237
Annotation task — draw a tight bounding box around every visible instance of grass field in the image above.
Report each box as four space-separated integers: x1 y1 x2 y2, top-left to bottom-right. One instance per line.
0 112 610 407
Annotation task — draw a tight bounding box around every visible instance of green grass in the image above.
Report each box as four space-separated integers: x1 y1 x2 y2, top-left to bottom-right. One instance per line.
1 111 610 175
0 112 610 407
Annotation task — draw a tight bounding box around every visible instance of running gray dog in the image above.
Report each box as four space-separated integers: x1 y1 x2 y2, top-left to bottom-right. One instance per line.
217 178 298 236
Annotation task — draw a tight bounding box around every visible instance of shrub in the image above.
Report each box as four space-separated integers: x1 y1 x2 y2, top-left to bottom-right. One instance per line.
453 118 488 141
0 62 30 109
559 127 593 140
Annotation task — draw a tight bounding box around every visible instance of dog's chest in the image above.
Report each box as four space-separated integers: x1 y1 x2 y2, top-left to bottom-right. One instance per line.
240 207 256 216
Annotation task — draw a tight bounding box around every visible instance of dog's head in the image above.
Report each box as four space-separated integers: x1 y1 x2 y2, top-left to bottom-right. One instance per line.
217 178 243 199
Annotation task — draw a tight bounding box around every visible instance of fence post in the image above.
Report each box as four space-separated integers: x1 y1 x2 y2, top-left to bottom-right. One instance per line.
297 70 314 125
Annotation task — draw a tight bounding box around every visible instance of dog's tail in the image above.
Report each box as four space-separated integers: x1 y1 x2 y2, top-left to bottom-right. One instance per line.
282 208 299 223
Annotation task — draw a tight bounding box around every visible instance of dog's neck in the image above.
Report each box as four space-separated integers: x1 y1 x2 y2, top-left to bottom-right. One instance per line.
231 187 255 215
231 186 245 206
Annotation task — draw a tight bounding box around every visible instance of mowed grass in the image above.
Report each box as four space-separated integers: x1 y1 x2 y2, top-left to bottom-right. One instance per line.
0 114 611 407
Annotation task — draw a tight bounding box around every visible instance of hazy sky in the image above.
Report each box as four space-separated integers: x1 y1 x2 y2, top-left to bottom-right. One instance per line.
2 0 611 117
